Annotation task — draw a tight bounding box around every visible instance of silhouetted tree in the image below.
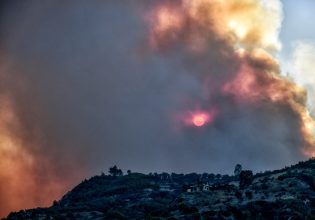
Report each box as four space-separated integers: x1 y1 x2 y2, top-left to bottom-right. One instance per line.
109 165 123 177
215 174 221 179
53 200 59 207
245 190 253 199
161 172 170 180
127 170 132 175
202 173 208 179
208 174 215 180
234 164 242 176
239 170 253 189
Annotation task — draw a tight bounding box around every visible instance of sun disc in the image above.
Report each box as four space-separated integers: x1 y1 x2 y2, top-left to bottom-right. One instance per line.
193 114 206 127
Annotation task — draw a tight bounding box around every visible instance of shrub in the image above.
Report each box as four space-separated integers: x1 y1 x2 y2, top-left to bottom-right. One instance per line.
179 204 199 214
239 170 253 189
261 183 268 190
245 191 253 200
235 191 242 200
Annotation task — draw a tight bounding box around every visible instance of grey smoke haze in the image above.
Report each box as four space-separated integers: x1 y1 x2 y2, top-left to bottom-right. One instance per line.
1 0 306 173
0 0 310 215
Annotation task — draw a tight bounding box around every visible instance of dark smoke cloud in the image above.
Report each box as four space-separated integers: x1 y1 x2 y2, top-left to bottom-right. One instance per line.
0 0 310 216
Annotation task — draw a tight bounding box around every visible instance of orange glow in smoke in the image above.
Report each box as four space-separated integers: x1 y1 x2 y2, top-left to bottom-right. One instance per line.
155 7 183 33
184 109 218 128
193 114 207 127
0 95 72 217
149 0 315 155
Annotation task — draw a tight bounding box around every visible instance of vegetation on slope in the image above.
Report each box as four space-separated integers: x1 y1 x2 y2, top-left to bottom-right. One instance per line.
5 159 315 219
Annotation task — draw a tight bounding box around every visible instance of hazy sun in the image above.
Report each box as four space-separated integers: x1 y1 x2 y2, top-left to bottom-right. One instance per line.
192 114 206 127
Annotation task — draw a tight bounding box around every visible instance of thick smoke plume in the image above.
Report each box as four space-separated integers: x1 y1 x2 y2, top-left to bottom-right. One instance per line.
0 0 314 217
148 0 315 156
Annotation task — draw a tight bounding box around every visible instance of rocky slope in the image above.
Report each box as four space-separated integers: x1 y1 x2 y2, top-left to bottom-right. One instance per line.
4 159 315 220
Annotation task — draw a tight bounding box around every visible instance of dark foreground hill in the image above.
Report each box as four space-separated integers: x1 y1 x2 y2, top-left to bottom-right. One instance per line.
5 159 315 220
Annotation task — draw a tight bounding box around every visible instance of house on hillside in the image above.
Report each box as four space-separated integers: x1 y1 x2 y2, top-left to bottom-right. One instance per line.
203 183 211 191
160 183 174 192
187 182 233 192
186 184 200 192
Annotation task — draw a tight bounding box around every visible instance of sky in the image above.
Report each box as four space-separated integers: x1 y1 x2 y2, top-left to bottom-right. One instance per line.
280 0 315 72
280 0 315 58
279 0 315 113
0 0 314 217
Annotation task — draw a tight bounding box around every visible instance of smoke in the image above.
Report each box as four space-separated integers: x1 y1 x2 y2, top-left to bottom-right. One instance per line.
0 55 83 216
288 41 315 114
148 0 315 158
0 0 314 217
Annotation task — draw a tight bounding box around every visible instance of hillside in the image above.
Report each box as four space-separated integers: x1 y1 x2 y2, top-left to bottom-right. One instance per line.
4 159 315 220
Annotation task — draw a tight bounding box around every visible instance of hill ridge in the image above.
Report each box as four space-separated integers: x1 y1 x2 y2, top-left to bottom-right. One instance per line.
4 159 315 219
